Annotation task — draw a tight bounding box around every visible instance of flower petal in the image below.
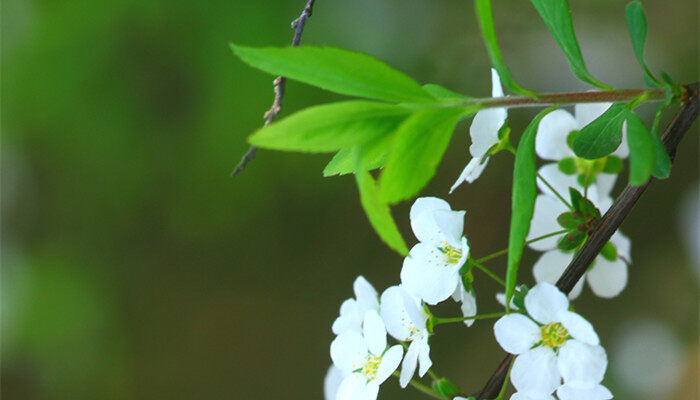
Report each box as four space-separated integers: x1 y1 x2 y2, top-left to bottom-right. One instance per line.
557 384 613 400
610 230 632 262
412 208 466 248
493 314 540 354
527 194 569 251
537 164 582 199
417 336 432 376
376 345 403 384
401 287 428 329
354 276 379 314
490 68 504 98
331 331 368 373
511 393 556 400
524 282 569 324
332 299 361 334
324 365 346 400
557 310 599 345
449 156 490 192
380 286 414 341
535 109 578 161
400 243 462 305
399 340 420 388
410 197 451 222
335 373 366 400
363 310 387 356
511 346 561 395
574 103 611 128
469 108 507 158
459 287 478 327
532 251 583 299
558 340 607 387
587 256 628 298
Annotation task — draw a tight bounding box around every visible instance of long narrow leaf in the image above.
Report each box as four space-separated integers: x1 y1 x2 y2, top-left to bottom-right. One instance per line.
356 170 409 255
231 44 435 103
625 1 661 87
505 108 555 310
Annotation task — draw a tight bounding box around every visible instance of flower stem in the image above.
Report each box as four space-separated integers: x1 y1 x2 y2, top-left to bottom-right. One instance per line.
536 172 573 209
472 260 506 286
433 311 508 325
475 229 568 264
392 371 443 399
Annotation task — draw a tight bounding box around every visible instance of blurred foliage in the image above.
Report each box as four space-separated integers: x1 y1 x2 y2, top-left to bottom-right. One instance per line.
2 0 698 399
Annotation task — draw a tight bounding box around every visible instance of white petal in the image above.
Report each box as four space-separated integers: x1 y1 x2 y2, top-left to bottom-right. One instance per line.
375 345 403 384
495 292 519 310
399 340 420 388
459 287 478 327
363 310 387 356
574 103 611 128
511 347 561 395
490 68 504 97
332 299 361 334
335 373 366 400
510 393 556 400
493 314 540 354
532 251 583 299
401 287 428 329
417 336 432 376
524 282 569 324
535 109 578 160
450 156 490 192
557 310 599 345
331 331 367 373
400 243 462 305
558 340 607 386
361 381 380 400
610 230 632 261
557 384 613 400
410 197 451 222
612 122 629 158
412 208 466 248
354 276 379 314
587 256 628 298
527 195 569 251
324 365 346 400
380 286 414 341
537 164 582 199
469 108 507 157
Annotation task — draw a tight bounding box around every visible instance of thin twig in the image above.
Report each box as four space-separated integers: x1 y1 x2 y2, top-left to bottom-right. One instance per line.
231 0 316 177
474 82 699 400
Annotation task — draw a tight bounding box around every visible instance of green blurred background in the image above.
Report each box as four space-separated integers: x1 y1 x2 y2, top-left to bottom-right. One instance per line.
2 0 698 398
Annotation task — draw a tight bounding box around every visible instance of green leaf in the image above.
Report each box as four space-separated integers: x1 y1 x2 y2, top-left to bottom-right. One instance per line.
528 0 611 89
379 108 470 203
600 241 618 261
572 103 628 159
625 2 661 87
432 378 462 397
249 101 410 152
603 156 623 174
558 157 577 174
557 212 580 230
355 170 409 255
474 0 538 96
625 111 656 186
231 44 434 103
422 84 470 100
557 230 586 251
323 147 385 177
505 108 555 310
649 103 671 179
569 188 584 211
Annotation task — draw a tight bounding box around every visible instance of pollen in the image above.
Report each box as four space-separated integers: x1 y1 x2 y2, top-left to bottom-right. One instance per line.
541 322 569 348
361 354 382 380
439 242 463 264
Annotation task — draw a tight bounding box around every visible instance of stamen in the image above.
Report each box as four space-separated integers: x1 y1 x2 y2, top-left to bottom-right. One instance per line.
541 322 569 348
361 354 382 380
439 242 463 264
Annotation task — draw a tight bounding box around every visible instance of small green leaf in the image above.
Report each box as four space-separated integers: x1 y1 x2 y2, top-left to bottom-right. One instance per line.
432 378 462 397
379 108 470 203
355 170 409 255
600 241 618 261
323 147 385 177
557 212 580 229
249 101 410 152
231 44 434 103
603 156 623 174
569 188 584 211
625 111 656 186
649 103 671 179
512 285 529 310
528 0 611 89
474 0 538 96
557 230 585 251
558 157 577 175
578 197 600 219
625 1 661 87
572 103 628 159
505 108 555 310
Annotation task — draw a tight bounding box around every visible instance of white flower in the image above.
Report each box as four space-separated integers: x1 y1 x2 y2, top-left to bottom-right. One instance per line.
450 68 507 192
556 383 613 400
324 365 346 400
380 285 432 388
331 310 403 400
401 197 470 305
452 281 478 327
332 276 380 334
510 393 556 400
493 283 608 397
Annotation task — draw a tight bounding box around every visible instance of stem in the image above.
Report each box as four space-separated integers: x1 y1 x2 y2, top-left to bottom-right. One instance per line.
537 173 573 209
494 360 514 400
426 369 440 382
392 371 442 399
433 312 508 325
472 260 506 286
475 229 568 264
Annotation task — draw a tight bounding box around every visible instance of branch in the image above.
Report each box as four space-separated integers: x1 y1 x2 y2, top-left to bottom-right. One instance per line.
231 0 316 177
474 82 699 400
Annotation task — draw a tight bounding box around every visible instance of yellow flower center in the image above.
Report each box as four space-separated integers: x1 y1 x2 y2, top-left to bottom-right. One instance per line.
541 322 569 348
439 242 463 264
361 354 382 380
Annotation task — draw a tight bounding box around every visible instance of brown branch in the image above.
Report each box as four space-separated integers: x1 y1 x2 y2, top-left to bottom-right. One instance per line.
231 0 316 177
474 82 699 400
